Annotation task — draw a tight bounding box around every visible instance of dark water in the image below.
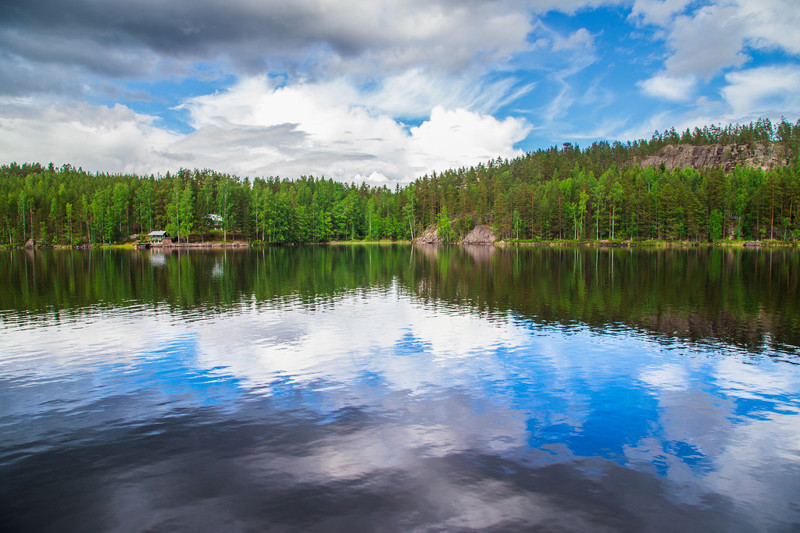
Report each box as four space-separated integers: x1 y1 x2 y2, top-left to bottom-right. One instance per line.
1 246 799 532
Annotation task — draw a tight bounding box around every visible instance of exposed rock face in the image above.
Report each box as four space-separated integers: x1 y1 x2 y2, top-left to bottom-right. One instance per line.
460 225 496 245
638 143 790 173
413 224 442 245
24 238 35 249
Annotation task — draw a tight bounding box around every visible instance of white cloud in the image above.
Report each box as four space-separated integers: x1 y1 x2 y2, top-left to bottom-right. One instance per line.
639 74 696 101
630 64 800 136
637 0 800 80
0 0 541 92
629 0 694 26
530 0 626 14
178 76 530 181
664 4 747 78
0 76 531 183
408 107 531 170
721 65 800 119
736 0 800 56
627 0 800 139
551 28 595 53
0 97 178 174
356 68 536 119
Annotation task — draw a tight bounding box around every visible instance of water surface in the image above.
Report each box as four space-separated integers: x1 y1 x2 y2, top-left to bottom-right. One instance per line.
1 246 799 532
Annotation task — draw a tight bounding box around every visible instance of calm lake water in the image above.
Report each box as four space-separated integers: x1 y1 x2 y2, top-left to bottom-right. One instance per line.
1 245 799 532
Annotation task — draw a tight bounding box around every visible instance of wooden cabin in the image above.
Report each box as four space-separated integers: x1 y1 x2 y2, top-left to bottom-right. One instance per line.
148 230 170 243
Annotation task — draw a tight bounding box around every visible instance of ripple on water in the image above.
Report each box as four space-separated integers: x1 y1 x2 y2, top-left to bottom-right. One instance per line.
1 247 800 531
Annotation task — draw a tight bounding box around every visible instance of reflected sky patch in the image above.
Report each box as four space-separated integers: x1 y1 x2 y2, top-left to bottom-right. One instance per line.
2 268 800 530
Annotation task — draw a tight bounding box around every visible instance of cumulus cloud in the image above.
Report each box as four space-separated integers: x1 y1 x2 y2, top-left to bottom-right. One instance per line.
0 0 634 99
177 76 530 180
0 0 548 178
639 74 696 101
629 0 694 27
408 107 531 170
3 0 796 175
634 0 800 80
626 64 800 138
0 0 541 93
625 0 800 140
551 28 596 53
664 3 748 78
736 0 800 56
0 76 531 183
720 66 800 122
0 98 179 174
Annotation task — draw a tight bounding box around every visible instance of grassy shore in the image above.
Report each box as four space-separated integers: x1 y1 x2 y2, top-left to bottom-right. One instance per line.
97 243 137 249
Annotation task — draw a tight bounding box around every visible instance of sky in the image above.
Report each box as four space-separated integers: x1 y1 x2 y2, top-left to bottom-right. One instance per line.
0 0 799 185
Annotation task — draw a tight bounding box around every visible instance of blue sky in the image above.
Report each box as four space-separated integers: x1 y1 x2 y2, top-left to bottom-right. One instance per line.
1 0 798 184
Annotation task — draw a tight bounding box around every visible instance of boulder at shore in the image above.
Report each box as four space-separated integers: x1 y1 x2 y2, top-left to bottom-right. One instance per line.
413 224 442 245
460 225 496 245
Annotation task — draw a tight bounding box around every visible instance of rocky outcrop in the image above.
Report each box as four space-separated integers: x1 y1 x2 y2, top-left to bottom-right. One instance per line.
638 143 790 173
460 225 496 245
413 224 442 245
414 224 498 245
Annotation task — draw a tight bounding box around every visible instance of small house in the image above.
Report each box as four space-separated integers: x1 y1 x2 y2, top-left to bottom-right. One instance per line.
207 214 223 231
148 230 170 243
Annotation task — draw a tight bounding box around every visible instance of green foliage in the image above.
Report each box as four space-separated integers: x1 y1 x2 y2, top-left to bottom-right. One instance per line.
178 183 194 242
65 202 74 245
435 207 453 243
216 178 234 241
709 209 723 241
1 118 800 245
512 210 522 240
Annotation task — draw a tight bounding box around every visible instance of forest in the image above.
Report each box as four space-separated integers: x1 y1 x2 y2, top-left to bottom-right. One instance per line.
2 118 800 246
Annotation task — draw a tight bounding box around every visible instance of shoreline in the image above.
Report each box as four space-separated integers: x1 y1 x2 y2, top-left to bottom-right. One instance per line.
498 239 799 248
3 239 798 250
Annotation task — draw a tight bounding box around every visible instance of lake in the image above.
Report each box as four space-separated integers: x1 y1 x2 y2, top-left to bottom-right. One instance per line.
1 245 799 532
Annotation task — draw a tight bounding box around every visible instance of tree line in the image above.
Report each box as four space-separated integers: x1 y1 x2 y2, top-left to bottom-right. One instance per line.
2 118 800 245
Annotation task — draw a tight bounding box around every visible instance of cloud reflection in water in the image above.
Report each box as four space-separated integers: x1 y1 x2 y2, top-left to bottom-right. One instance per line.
2 280 800 531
